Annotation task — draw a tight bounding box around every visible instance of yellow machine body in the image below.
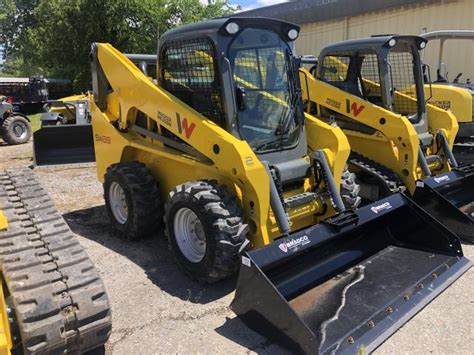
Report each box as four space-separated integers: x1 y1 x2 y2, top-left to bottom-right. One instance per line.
46 93 91 123
426 84 473 124
300 67 458 193
0 286 11 355
92 43 349 248
0 212 12 355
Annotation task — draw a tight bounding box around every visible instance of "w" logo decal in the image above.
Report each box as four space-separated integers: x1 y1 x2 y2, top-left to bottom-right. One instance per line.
176 113 196 139
346 99 365 117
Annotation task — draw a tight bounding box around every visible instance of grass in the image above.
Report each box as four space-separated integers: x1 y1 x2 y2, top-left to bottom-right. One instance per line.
28 113 42 132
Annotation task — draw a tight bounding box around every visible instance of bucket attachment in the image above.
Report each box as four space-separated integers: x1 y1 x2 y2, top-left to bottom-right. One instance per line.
33 125 95 166
231 193 471 354
413 165 474 243
453 143 474 165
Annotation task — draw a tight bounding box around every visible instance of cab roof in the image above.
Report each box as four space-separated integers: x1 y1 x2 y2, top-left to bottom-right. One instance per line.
160 17 300 43
320 35 426 55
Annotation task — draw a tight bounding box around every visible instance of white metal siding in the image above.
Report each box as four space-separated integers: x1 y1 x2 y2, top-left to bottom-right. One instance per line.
296 0 474 81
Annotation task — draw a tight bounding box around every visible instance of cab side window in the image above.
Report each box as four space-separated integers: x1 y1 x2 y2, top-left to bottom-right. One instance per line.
160 39 225 127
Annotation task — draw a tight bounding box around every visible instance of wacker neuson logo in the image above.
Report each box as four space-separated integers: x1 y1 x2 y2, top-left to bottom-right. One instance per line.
434 175 450 184
371 202 393 214
279 236 310 253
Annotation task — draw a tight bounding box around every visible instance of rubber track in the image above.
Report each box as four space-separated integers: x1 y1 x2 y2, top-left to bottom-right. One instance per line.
349 152 406 196
0 168 111 354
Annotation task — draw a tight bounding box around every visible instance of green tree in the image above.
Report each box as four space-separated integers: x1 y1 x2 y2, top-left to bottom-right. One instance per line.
0 0 238 89
0 0 39 75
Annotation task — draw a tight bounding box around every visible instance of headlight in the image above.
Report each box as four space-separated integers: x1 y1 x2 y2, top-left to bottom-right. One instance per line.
419 41 426 49
288 29 299 40
388 39 397 47
225 22 240 35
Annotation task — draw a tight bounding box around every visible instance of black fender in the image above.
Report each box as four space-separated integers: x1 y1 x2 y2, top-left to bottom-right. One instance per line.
6 112 30 122
1 111 29 126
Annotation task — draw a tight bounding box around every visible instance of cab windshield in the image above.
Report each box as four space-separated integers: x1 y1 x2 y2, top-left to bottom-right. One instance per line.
228 28 302 153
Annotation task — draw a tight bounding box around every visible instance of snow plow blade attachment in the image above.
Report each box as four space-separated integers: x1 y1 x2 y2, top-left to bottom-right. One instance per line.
413 165 474 243
33 125 95 166
230 194 471 354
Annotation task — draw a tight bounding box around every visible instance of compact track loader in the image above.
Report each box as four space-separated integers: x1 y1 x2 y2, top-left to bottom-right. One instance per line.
90 18 470 354
421 30 474 164
0 168 112 354
301 35 474 243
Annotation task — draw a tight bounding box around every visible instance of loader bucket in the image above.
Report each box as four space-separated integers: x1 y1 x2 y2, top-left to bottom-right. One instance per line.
33 125 95 166
231 193 471 354
413 165 474 243
453 143 474 165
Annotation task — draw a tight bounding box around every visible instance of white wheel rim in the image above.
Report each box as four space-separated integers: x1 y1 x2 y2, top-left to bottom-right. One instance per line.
109 182 129 224
12 121 28 139
173 207 206 263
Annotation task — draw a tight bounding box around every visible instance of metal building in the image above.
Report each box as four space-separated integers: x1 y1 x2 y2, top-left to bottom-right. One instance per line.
238 0 474 82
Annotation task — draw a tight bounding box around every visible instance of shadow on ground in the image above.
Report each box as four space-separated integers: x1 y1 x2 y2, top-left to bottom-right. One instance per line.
214 317 285 354
63 205 236 304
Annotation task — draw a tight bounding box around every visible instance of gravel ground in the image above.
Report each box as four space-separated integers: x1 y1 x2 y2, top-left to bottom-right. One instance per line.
1 141 473 354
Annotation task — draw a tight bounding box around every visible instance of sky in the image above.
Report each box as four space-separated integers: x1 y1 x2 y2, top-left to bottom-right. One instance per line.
234 0 289 11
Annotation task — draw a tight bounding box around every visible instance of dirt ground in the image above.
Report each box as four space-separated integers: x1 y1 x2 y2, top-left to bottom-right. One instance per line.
1 141 473 354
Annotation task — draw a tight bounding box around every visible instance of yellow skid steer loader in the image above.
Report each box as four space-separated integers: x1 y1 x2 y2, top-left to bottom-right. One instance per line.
90 19 470 354
301 35 474 243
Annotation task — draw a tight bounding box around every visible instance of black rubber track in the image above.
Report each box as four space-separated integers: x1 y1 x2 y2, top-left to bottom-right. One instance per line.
349 152 406 201
165 180 248 284
0 168 111 354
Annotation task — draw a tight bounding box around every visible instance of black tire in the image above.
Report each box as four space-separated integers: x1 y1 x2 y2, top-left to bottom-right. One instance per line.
0 115 32 145
165 180 248 283
104 161 161 239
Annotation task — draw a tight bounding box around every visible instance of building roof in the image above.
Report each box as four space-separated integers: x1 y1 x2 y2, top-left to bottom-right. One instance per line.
236 0 436 26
